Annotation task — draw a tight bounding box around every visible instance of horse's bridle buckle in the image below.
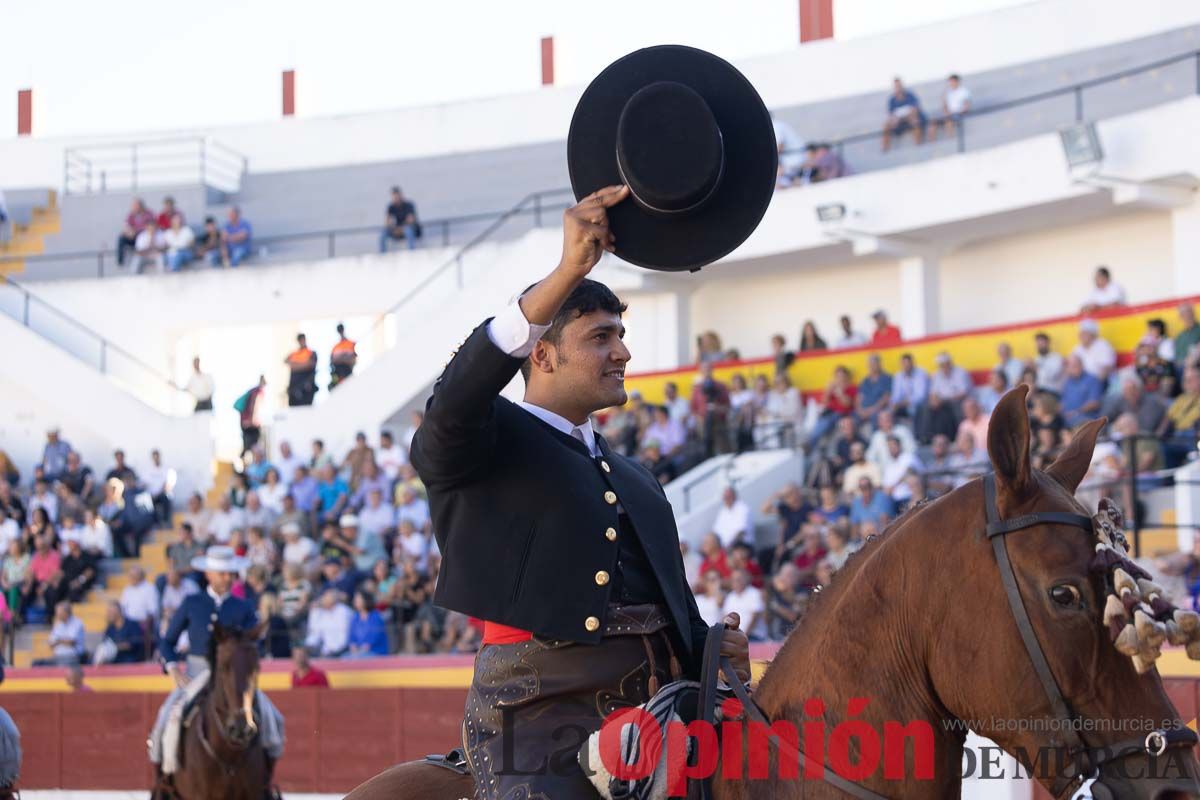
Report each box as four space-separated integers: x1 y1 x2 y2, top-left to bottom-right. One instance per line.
1144 730 1169 757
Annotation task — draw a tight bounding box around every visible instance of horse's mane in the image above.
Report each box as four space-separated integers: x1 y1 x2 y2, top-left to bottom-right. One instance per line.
760 490 949 681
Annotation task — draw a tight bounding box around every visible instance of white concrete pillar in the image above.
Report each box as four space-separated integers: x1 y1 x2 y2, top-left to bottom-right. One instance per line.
1171 201 1200 296
899 254 941 339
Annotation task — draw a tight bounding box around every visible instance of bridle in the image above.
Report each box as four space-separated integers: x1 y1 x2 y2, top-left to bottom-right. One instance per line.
983 473 1197 798
696 475 1198 800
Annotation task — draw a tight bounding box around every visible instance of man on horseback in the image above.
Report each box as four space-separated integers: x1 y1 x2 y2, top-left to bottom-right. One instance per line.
410 184 752 799
148 545 285 791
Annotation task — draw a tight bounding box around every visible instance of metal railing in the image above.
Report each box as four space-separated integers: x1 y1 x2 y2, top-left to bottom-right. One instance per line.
0 276 192 415
63 137 248 195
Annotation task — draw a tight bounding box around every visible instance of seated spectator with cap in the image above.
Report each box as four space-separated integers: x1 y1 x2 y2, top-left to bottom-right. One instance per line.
1060 354 1105 428
1072 318 1116 383
305 587 354 657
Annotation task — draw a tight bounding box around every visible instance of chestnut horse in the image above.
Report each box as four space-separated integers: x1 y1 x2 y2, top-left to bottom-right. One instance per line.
163 622 275 800
344 387 1200 799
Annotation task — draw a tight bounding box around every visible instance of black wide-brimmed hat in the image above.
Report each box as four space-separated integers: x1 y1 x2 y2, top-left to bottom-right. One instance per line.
568 45 777 273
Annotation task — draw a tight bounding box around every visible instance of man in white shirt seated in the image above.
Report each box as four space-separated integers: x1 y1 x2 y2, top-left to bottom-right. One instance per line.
927 73 971 141
865 409 916 471
1071 318 1117 383
358 488 396 541
207 495 246 544
142 449 175 528
832 314 868 349
1081 266 1127 313
281 522 318 570
712 486 752 548
39 601 86 666
132 220 166 273
880 436 924 502
120 565 160 628
722 569 766 641
274 441 304 489
162 214 196 272
693 569 726 627
639 405 686 459
80 508 114 558
395 486 431 534
375 431 407 483
304 588 354 657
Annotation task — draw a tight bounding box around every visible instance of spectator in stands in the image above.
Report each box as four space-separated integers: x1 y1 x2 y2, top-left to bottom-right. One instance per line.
920 352 971 443
1160 368 1200 465
314 464 349 527
975 370 1008 415
245 526 277 571
1080 266 1127 313
765 563 804 639
220 206 253 267
243 491 275 533
258 593 290 659
1071 318 1117 384
869 310 901 346
275 441 305 489
235 375 268 454
28 479 58 524
1103 376 1167 434
1 540 29 621
131 219 166 273
640 405 686 461
342 433 375 494
1175 304 1200 374
1143 319 1174 364
163 214 195 272
195 216 222 266
80 508 112 558
833 315 868 349
280 523 318 573
21 534 60 614
285 334 318 407
41 601 85 666
799 321 827 352
761 484 809 569
791 526 828 590
104 450 138 493
808 366 857 450
856 354 893 427
180 493 211 544
712 487 752 549
156 196 182 230
890 352 929 423
348 514 386 573
770 334 795 377
822 524 862 573
375 431 406 483
1133 341 1173 396
693 569 725 625
660 382 690 426
880 434 923 504
948 430 989 488
881 78 925 152
184 357 214 413
772 116 806 186
208 494 246 545
1060 354 1105 428
346 590 389 658
927 74 971 141
842 442 882 498
40 428 71 484
142 449 173 527
812 142 851 181
1034 332 1066 394
43 538 96 610
117 198 155 267
957 397 991 452
813 415 865 489
291 645 330 688
100 601 145 664
329 323 358 391
305 587 354 657
994 342 1024 389
379 187 419 252
695 331 726 365
691 362 732 458
923 434 954 496
120 565 159 630
724 568 765 641
764 374 802 445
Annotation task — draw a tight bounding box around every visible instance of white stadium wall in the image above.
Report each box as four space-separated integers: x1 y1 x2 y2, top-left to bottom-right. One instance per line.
1 0 1198 188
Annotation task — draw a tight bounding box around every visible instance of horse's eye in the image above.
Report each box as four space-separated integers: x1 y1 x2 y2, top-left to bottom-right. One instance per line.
1050 584 1081 608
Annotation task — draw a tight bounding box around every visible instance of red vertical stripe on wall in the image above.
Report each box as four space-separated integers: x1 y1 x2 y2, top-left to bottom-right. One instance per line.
799 0 835 43
540 36 555 86
17 89 32 136
282 70 296 117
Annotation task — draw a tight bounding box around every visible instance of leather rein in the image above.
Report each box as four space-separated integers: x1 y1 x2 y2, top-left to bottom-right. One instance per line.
695 475 1197 799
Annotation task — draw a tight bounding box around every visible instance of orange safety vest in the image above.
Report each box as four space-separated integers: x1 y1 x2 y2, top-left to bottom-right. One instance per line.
286 347 315 367
331 338 357 357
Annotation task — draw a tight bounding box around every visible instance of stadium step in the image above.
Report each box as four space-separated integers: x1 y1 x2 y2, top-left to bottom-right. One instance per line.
0 190 59 276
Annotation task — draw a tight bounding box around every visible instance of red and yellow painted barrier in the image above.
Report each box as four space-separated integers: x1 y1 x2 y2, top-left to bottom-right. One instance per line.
624 294 1200 404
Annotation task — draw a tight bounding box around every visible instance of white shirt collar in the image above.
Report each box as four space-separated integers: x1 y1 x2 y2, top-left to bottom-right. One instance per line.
207 585 231 604
517 401 598 457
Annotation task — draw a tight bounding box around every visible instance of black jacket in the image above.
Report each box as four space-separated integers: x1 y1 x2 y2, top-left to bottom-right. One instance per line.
410 320 710 675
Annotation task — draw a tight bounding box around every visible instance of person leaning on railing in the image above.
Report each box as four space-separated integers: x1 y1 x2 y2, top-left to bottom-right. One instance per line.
1158 366 1200 466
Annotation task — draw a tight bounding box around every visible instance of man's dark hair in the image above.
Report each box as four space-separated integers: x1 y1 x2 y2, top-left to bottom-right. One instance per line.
519 279 627 382
181 522 193 536
204 216 216 225
949 73 960 81
1148 318 1167 337
1034 331 1050 341
391 186 401 194
313 439 324 448
1096 266 1111 279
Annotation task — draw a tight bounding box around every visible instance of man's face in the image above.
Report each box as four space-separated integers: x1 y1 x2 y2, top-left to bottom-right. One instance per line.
900 355 913 373
948 77 960 89
114 451 125 466
858 478 873 497
392 190 403 203
56 603 70 622
152 450 160 465
850 443 865 463
293 648 309 670
893 79 904 96
998 343 1011 360
867 355 881 375
533 310 630 412
664 383 677 401
819 486 836 506
207 570 233 595
246 492 260 510
1183 370 1200 396
722 488 736 506
1121 380 1141 406
1181 306 1196 328
837 416 855 439
67 452 80 470
887 438 901 458
1079 329 1096 346
840 316 852 334
1035 336 1050 355
228 208 239 224
188 495 201 511
311 441 321 457
1066 355 1084 378
1095 271 1108 288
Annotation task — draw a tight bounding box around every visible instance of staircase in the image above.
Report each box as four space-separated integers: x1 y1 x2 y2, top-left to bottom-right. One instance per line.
13 461 236 668
0 190 60 276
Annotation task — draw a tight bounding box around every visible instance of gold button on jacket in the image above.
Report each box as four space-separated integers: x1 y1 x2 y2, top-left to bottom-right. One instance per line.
584 616 600 632
604 491 617 504
604 527 617 541
595 570 610 586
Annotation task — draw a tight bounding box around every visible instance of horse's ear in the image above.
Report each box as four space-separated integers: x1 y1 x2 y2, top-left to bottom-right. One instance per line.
1045 417 1106 494
987 385 1033 501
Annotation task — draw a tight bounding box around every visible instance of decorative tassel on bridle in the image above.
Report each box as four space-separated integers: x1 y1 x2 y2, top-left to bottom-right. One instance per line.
1089 498 1200 673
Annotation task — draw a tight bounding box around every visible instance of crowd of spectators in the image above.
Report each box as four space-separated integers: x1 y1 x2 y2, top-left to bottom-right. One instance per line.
116 197 253 272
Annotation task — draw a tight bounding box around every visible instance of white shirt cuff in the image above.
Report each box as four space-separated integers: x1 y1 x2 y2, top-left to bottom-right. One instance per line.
487 300 551 359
